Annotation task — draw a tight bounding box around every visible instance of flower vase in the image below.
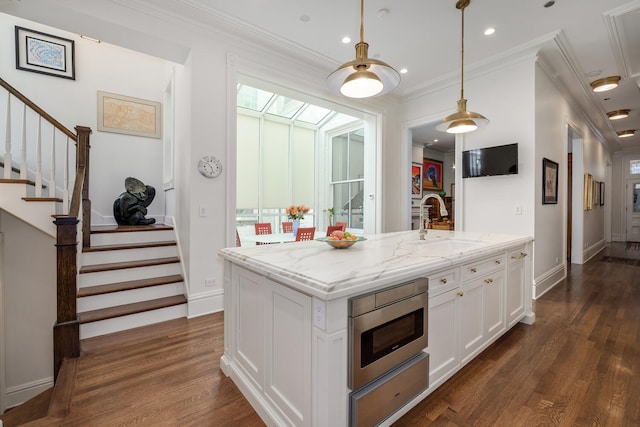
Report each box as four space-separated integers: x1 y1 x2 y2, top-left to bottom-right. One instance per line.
292 219 300 237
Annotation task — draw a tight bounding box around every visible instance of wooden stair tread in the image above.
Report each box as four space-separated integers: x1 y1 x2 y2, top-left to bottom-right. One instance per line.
79 256 180 274
22 197 63 202
77 274 184 298
78 295 187 324
83 240 177 253
91 224 173 234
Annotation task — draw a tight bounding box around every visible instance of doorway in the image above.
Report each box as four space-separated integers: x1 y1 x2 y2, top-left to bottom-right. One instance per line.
626 179 640 242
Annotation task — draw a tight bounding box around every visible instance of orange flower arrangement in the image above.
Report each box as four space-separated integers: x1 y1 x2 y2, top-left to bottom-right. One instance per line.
286 204 310 220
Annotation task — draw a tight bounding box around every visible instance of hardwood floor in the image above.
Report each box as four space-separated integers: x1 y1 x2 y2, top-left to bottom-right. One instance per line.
2 244 640 426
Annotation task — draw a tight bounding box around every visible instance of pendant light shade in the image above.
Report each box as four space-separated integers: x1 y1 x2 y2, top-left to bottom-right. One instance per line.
326 0 400 98
436 0 488 134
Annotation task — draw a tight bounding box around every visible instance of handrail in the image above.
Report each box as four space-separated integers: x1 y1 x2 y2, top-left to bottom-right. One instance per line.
0 76 76 141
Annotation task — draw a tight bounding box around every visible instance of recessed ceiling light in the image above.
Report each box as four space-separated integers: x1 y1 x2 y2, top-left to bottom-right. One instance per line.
607 109 630 120
617 130 635 138
400 68 408 74
590 76 620 92
342 36 351 44
484 27 495 36
300 14 310 22
433 139 439 142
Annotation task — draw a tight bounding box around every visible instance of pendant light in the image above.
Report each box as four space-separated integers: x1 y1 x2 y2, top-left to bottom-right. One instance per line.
326 0 400 98
436 0 488 134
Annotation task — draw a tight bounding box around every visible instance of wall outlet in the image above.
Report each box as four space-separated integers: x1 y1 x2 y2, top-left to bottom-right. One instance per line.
555 257 559 263
312 297 325 330
514 205 522 215
199 205 207 217
204 278 216 287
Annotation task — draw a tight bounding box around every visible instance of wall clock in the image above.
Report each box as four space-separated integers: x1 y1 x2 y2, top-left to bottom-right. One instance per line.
198 155 222 178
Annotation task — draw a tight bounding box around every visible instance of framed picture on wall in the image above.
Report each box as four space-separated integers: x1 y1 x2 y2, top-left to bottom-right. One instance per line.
583 173 592 211
422 158 443 191
600 182 605 206
15 26 75 80
542 158 558 204
411 162 423 199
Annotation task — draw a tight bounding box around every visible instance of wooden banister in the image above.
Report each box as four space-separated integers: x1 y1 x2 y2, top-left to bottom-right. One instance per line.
0 77 76 141
2 75 92 380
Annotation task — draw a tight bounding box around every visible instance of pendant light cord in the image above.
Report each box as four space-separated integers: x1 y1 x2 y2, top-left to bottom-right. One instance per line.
360 0 365 43
460 3 465 101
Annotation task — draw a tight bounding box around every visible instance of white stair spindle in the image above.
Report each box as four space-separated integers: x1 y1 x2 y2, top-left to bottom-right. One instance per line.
20 104 27 179
62 136 69 213
4 94 11 178
49 127 56 198
35 115 42 197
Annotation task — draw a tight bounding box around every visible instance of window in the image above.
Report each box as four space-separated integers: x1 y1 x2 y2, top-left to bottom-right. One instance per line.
331 129 365 230
631 160 640 175
236 84 363 244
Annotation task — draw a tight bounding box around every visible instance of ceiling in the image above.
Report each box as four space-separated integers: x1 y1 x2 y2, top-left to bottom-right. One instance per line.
2 0 639 153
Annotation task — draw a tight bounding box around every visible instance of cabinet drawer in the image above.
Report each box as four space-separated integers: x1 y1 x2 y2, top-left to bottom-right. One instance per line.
508 248 528 265
462 254 506 281
427 267 459 296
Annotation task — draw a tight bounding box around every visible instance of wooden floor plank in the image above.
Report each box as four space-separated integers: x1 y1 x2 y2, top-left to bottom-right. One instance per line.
3 243 640 426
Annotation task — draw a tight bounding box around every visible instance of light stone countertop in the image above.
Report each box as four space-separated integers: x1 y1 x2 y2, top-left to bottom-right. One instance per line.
219 229 533 300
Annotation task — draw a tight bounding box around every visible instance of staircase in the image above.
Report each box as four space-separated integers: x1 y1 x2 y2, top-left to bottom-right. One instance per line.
78 224 187 339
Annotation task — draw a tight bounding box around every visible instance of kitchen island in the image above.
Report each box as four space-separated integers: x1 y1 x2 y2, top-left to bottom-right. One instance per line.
219 230 534 427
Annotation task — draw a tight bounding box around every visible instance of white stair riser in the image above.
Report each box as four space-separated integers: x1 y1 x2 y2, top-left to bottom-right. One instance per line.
77 282 184 312
0 183 57 237
91 230 175 246
79 263 182 287
82 245 178 265
80 303 188 339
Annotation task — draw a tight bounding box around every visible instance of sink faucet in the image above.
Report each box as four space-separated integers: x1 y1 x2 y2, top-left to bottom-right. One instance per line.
419 193 448 240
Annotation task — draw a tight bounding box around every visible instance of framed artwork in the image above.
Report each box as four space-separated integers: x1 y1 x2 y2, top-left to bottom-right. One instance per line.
584 173 592 211
422 158 443 191
15 26 75 80
542 158 558 204
97 91 162 139
600 182 605 206
593 180 599 207
451 183 455 199
411 162 423 199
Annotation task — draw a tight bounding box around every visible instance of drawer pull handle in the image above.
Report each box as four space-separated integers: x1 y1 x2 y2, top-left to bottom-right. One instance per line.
440 278 447 284
495 260 501 265
457 291 464 297
484 278 494 284
510 252 528 260
470 267 477 273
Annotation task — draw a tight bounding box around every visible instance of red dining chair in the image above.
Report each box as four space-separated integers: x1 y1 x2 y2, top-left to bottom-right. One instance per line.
254 223 272 235
282 221 293 233
335 221 347 231
326 225 344 236
235 228 241 247
295 227 315 241
254 222 273 245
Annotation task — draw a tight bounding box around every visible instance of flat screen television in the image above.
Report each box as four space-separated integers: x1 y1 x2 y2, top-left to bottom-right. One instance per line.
462 143 518 178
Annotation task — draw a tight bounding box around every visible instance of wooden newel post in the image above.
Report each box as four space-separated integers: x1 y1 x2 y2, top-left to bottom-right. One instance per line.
53 216 80 381
75 126 92 249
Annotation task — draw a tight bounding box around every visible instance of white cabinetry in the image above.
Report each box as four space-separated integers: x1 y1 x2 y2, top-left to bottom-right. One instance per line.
228 267 312 427
506 248 528 328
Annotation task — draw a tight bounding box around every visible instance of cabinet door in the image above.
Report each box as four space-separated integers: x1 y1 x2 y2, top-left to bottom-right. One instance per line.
264 281 312 427
507 257 526 328
236 268 265 388
427 288 460 389
460 277 484 364
483 270 505 342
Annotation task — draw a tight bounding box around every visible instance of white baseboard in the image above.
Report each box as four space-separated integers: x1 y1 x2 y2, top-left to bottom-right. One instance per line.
611 234 625 242
533 263 566 299
187 289 224 318
584 239 606 263
5 376 53 410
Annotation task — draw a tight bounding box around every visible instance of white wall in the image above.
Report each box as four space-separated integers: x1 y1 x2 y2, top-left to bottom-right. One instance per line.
0 211 55 410
533 63 610 297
